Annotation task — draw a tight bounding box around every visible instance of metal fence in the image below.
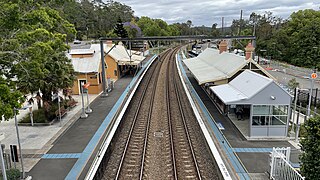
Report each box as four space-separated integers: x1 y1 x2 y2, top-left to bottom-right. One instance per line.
269 147 304 180
294 88 320 107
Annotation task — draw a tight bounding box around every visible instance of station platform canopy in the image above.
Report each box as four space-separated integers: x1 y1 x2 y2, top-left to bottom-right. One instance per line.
211 70 271 104
183 48 247 85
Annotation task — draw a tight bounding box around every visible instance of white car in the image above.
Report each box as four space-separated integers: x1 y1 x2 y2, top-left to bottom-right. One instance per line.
73 40 81 44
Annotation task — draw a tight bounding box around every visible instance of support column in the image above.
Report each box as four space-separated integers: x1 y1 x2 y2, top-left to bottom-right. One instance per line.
100 40 108 97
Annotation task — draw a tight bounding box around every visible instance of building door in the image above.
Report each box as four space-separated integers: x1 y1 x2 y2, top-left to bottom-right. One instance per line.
78 79 87 94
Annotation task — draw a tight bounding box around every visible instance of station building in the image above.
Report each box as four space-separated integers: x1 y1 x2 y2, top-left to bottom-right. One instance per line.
67 42 145 94
183 41 292 139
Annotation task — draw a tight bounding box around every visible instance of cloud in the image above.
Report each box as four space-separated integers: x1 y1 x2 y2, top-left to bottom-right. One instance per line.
115 0 320 26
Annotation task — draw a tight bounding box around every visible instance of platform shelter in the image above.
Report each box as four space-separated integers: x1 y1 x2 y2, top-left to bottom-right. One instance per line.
210 70 292 138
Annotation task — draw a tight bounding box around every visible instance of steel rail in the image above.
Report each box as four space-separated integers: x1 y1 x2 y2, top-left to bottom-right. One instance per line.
114 57 160 180
172 52 202 180
166 48 178 180
138 51 171 180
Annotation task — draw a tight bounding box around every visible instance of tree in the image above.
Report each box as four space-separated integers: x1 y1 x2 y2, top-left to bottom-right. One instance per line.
0 1 76 120
287 78 299 90
300 116 320 179
211 23 220 37
58 0 134 39
186 20 192 35
281 9 320 68
0 78 24 120
114 17 128 38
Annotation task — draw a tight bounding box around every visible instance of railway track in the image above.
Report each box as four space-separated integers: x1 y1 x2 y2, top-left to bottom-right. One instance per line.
99 47 222 180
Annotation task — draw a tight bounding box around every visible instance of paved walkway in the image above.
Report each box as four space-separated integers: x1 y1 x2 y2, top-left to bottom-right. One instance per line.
0 76 133 179
0 93 99 171
25 76 133 179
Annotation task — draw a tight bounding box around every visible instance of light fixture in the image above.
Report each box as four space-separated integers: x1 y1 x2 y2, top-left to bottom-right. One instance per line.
270 96 276 100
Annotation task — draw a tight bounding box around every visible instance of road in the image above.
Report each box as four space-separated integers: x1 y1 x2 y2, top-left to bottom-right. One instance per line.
262 63 320 90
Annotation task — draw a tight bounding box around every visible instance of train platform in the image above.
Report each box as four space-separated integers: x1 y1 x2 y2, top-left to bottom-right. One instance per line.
26 54 156 179
177 55 301 179
27 76 133 179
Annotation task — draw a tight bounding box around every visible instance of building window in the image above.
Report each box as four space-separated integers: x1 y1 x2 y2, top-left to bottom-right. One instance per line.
114 70 117 76
98 73 102 84
252 105 288 126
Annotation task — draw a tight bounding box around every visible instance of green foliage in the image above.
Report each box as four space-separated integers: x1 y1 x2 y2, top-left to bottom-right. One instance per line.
300 116 320 179
58 0 134 39
280 9 320 68
136 16 181 36
20 107 56 123
0 1 76 121
231 10 319 69
287 78 299 89
0 168 20 180
211 23 220 37
0 78 24 120
114 18 128 38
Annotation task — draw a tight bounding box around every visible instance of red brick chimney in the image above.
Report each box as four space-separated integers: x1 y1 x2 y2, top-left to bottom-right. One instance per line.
219 40 228 54
245 42 255 60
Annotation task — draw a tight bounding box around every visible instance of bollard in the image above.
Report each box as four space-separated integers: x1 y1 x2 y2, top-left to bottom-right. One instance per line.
80 85 88 119
85 91 92 114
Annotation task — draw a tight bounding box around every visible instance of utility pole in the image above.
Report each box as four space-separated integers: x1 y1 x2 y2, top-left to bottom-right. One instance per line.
307 70 317 117
290 88 298 135
238 10 243 36
0 133 7 180
221 17 224 35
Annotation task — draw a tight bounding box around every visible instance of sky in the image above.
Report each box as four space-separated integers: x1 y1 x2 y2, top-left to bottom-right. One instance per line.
116 0 320 27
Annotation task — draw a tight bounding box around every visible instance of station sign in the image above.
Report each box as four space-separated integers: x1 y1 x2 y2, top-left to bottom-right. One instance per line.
82 82 91 89
311 73 317 79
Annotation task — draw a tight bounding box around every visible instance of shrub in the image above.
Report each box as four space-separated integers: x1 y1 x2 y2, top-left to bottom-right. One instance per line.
288 123 306 137
0 168 20 180
19 103 61 123
20 108 48 123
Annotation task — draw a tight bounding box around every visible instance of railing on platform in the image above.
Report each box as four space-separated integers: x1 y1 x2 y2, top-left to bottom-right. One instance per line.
269 147 304 180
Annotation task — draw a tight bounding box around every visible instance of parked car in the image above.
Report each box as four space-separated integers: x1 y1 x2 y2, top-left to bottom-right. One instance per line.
73 40 81 44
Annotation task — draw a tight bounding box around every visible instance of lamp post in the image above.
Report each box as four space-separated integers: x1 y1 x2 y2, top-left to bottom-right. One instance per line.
0 133 7 180
29 105 33 127
14 107 26 179
307 70 317 118
83 83 92 114
290 88 298 135
80 83 88 119
57 94 62 127
272 42 276 67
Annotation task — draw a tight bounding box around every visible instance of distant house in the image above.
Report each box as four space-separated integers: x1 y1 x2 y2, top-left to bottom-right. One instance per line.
67 42 145 94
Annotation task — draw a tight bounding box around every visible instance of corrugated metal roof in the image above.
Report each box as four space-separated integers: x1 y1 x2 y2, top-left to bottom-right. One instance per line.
183 48 247 85
67 43 145 73
210 70 273 104
69 49 94 55
210 84 247 104
229 70 273 98
67 52 101 73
